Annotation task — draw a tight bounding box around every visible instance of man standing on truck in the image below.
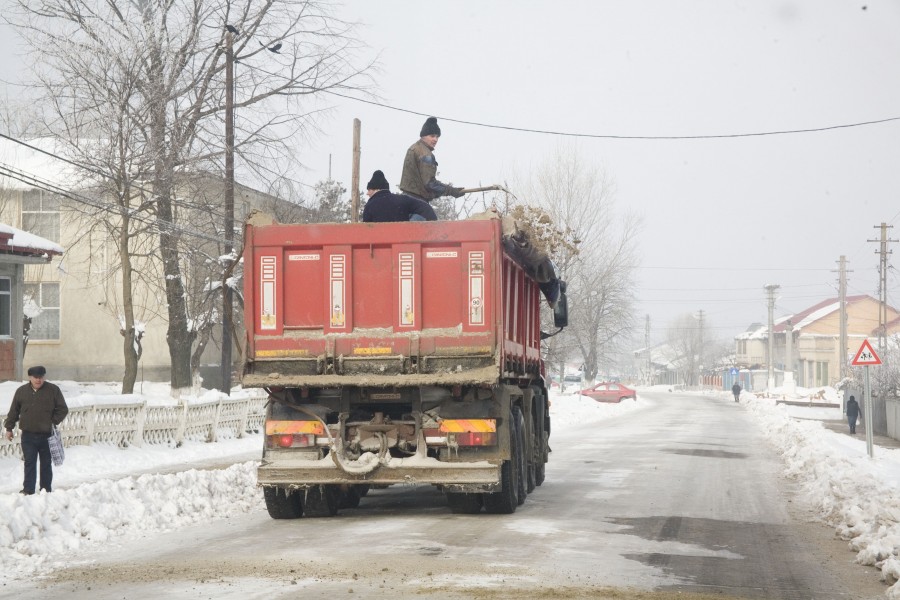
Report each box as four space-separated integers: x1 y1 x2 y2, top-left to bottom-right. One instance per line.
362 170 437 222
399 117 466 202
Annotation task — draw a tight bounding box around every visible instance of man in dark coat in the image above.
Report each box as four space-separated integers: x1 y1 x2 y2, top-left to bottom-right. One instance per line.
362 170 437 223
846 395 860 434
4 365 69 494
399 117 465 202
731 382 741 403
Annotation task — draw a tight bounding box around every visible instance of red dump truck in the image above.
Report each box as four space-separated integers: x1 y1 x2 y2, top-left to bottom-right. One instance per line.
241 213 567 517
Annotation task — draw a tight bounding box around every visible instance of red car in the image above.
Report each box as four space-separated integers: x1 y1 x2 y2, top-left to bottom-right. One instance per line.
579 382 637 403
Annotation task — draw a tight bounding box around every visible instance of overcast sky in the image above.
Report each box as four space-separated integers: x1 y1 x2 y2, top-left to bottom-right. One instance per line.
2 1 899 345
312 0 900 344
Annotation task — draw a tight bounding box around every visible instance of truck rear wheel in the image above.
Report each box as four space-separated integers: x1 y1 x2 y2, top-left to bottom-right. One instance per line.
483 407 522 514
531 387 547 487
303 485 340 517
263 486 303 519
514 406 528 505
339 484 365 509
446 492 483 514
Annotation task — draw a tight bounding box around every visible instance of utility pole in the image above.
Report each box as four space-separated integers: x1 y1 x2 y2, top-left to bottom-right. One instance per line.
645 314 651 386
350 119 361 222
697 309 704 387
765 284 780 390
220 26 236 395
835 255 850 379
868 223 896 360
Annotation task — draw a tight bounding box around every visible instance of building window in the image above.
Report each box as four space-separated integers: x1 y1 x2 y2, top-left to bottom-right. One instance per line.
816 361 828 386
24 282 60 341
22 189 61 243
0 278 9 337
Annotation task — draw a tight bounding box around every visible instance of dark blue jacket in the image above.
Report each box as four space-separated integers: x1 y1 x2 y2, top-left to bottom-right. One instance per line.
362 190 437 223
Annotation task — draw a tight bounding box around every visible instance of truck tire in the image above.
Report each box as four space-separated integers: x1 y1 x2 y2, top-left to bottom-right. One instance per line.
514 406 528 505
339 484 364 509
532 388 547 487
483 407 521 514
303 485 340 517
446 492 483 514
263 486 303 519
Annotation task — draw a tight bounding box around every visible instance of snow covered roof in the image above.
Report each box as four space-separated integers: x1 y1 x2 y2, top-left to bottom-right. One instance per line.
736 296 889 339
0 137 80 191
734 323 767 340
0 223 63 259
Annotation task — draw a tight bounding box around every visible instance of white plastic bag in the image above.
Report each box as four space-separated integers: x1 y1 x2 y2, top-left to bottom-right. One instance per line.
49 426 65 466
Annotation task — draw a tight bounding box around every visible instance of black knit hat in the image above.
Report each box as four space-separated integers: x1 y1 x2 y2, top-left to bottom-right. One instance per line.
366 170 389 190
420 117 441 137
27 365 46 377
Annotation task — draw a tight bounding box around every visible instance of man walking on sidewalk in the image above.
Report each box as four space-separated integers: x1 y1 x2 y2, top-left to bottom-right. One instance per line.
846 395 860 435
4 366 69 494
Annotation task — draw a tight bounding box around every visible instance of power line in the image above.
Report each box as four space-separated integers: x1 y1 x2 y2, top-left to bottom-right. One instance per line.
321 90 900 140
236 62 900 141
0 162 228 246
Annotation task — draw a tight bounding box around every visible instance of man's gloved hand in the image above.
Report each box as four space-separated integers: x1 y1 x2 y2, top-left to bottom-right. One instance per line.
450 186 466 198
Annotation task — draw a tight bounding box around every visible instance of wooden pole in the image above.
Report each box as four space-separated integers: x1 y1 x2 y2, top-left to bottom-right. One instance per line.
221 28 235 395
350 119 361 222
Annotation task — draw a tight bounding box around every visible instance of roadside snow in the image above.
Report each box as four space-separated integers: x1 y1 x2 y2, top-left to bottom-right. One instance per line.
0 383 898 598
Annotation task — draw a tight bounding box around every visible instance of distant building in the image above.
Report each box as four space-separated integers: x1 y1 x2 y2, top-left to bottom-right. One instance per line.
734 295 899 387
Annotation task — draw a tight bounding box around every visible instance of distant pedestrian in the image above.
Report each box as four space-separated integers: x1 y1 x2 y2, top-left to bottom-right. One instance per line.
846 395 860 435
732 382 741 403
4 366 69 494
399 117 465 203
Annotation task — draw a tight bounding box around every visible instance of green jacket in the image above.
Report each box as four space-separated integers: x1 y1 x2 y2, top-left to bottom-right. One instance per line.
4 381 68 434
399 139 455 201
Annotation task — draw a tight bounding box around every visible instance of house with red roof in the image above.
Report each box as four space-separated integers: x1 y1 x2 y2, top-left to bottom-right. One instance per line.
735 295 898 388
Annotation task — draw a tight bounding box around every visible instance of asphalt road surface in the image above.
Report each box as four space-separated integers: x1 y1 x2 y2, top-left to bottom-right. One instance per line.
11 390 888 599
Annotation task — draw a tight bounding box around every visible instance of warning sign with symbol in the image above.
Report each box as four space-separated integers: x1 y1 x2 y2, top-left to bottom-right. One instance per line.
851 339 882 366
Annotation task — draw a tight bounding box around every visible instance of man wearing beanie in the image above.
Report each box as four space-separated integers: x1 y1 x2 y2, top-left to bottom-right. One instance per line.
5 366 68 494
362 170 438 223
399 117 466 202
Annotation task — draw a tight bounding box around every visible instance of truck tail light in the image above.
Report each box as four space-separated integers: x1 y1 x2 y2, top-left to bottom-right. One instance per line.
268 433 317 448
452 431 497 447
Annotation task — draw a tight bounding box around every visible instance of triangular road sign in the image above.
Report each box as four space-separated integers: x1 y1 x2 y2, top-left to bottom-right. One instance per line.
851 339 882 366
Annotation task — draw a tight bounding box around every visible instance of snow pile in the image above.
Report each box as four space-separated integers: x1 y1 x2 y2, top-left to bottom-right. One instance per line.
0 462 259 578
741 392 900 597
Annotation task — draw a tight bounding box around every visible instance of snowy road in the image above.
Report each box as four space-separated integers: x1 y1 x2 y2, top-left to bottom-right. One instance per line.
7 390 888 599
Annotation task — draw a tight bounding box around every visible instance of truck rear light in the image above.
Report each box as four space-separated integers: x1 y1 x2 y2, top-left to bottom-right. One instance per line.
268 433 317 448
439 419 496 433
452 431 497 447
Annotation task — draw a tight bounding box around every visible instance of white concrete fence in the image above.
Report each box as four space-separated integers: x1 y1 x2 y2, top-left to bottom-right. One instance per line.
0 393 268 460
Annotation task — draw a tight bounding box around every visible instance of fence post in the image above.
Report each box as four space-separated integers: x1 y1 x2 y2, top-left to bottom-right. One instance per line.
237 398 250 439
210 399 223 443
86 405 97 446
133 401 146 447
175 400 188 446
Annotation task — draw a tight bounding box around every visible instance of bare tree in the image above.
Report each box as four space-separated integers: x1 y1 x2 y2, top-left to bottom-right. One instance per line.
666 313 702 386
9 0 374 393
514 143 641 382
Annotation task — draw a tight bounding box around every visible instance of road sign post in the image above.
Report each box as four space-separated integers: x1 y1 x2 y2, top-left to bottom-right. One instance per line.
850 339 881 458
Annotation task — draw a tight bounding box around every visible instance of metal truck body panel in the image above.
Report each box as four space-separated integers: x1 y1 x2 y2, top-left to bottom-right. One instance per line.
242 216 552 516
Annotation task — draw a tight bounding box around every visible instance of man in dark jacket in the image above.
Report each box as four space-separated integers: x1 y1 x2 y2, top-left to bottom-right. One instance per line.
5 366 69 494
846 395 860 434
731 382 741 403
399 117 465 202
362 170 437 223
